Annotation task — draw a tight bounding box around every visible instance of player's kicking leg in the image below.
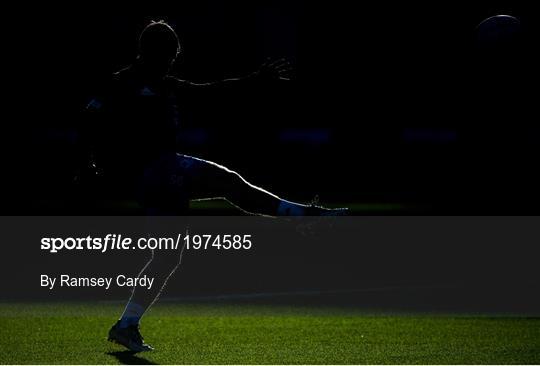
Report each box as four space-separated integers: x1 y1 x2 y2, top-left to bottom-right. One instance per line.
154 153 348 217
108 153 347 352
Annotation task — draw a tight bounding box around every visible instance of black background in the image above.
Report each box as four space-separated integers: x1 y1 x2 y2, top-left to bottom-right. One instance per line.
6 1 540 214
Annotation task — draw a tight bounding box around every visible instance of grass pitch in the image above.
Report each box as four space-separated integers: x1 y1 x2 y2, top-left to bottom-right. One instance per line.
0 302 539 364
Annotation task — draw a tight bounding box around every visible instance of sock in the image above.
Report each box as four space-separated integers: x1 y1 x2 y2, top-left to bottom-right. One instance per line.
118 301 145 328
277 200 308 216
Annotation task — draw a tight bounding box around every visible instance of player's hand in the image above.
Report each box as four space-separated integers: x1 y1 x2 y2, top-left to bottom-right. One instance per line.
257 58 293 81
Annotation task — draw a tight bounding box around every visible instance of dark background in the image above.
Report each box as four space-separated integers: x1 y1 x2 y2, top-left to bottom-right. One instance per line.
7 1 540 214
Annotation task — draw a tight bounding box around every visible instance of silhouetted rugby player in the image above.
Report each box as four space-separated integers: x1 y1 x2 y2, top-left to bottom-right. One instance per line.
87 21 345 215
90 24 261 171
88 22 257 206
86 21 346 352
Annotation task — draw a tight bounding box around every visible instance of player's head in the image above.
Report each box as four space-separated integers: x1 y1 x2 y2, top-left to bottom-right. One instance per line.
138 20 181 75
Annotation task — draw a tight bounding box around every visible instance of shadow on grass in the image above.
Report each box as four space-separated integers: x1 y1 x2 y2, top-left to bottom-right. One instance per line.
106 351 157 365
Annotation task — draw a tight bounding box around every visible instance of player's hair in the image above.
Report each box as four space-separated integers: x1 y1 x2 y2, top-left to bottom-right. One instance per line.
138 20 181 58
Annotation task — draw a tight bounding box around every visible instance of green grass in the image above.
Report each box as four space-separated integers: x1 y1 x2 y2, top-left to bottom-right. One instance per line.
0 302 539 364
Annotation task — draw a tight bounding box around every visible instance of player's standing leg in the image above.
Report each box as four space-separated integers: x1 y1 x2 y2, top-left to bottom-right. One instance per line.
108 244 186 352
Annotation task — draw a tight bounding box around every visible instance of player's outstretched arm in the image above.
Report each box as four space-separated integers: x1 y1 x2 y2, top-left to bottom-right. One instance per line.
173 58 292 91
249 58 293 82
